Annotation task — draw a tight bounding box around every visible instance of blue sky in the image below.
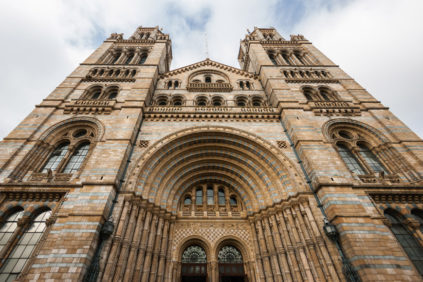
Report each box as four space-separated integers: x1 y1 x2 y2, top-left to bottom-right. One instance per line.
0 0 422 139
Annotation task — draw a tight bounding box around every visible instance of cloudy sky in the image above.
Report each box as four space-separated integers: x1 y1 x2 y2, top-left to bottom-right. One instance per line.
0 0 422 139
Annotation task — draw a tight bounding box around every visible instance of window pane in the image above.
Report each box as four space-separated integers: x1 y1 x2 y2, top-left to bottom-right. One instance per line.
42 142 69 172
63 142 90 173
358 144 388 173
207 188 214 205
0 210 51 280
0 210 24 253
337 144 366 175
196 188 203 205
218 189 225 205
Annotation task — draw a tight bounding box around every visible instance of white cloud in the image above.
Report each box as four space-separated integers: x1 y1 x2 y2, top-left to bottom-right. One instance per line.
0 0 422 140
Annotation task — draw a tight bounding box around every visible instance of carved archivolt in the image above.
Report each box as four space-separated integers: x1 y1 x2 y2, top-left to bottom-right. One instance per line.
126 126 306 214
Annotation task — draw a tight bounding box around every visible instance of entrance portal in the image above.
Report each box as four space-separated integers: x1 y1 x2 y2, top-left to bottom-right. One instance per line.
181 245 207 282
218 246 245 282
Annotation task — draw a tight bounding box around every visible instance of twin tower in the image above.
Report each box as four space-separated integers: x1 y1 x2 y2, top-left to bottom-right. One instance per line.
0 26 422 281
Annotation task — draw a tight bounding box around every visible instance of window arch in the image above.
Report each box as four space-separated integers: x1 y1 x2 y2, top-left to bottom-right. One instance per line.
125 52 134 64
251 96 264 107
211 96 224 106
236 96 248 107
196 96 208 106
282 53 291 65
336 143 366 175
171 95 184 106
0 209 51 281
0 209 24 254
156 96 169 106
268 53 277 65
104 86 119 100
384 209 423 276
357 142 388 173
139 54 147 64
111 52 121 64
85 85 103 100
318 87 338 101
302 86 317 101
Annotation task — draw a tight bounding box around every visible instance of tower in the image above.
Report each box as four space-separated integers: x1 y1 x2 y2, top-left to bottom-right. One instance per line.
0 25 422 281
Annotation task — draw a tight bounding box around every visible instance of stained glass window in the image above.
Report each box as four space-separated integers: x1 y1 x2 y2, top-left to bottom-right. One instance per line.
182 245 207 263
337 144 365 175
62 142 90 173
0 210 24 254
0 210 51 282
41 142 69 172
358 143 387 173
385 210 423 276
218 246 243 263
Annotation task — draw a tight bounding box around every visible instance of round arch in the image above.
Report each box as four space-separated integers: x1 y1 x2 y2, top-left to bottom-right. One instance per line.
127 126 305 214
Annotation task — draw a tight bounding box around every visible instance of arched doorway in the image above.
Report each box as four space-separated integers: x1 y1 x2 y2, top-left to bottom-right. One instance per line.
218 246 246 282
181 245 208 282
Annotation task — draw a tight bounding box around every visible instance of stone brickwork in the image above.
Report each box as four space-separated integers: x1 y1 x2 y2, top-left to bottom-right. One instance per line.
0 26 422 281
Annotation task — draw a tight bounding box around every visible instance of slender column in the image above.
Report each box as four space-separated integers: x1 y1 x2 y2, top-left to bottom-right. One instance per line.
249 218 265 281
157 216 170 282
122 202 146 282
132 207 153 281
286 207 313 281
277 53 287 65
141 211 159 281
115 49 128 64
262 215 283 280
113 202 139 281
164 217 176 282
150 214 165 281
102 198 131 280
130 48 142 64
102 50 114 64
269 213 293 281
256 218 274 282
276 211 303 281
293 204 326 281
301 201 340 281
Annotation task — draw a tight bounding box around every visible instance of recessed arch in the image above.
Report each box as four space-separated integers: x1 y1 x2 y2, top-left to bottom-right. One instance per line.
128 126 305 214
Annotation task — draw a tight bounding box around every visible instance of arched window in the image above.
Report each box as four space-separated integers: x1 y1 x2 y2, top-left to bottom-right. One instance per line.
218 188 225 205
303 87 315 101
385 209 423 276
282 53 291 65
172 96 183 106
62 142 90 173
174 81 179 88
218 246 245 279
230 196 237 206
268 53 277 65
0 210 51 281
236 96 248 107
196 96 208 106
252 96 263 107
294 52 305 64
90 87 102 99
0 209 24 254
358 143 388 173
41 142 70 173
139 54 147 64
212 96 223 106
125 52 134 64
337 143 366 175
104 86 119 100
167 81 172 89
207 187 214 205
184 195 192 205
205 76 211 83
181 245 207 279
239 81 244 90
112 52 121 64
319 87 337 101
196 188 203 205
245 81 251 90
157 96 168 106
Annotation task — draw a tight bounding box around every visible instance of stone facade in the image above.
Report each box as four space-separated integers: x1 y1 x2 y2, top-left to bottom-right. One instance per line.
0 26 423 281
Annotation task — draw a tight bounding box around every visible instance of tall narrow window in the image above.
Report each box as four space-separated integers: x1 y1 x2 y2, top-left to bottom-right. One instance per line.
385 210 423 276
337 144 365 175
112 53 121 64
282 53 291 65
139 54 147 64
207 187 214 205
62 142 90 173
196 188 203 205
268 54 277 65
205 76 211 83
218 188 225 205
0 210 51 281
230 196 237 206
41 142 70 172
0 209 24 254
358 143 388 173
125 53 134 64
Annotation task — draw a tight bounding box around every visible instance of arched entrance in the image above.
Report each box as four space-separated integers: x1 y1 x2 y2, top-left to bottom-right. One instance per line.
181 245 208 282
218 246 246 282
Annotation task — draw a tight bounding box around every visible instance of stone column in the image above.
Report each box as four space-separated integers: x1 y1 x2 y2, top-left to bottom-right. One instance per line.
275 211 303 281
262 215 283 280
164 217 176 282
156 216 170 282
255 217 274 282
277 53 287 65
115 48 128 64
269 213 292 281
149 213 165 281
102 198 131 280
249 218 265 281
132 207 153 281
141 210 159 281
113 201 139 281
122 201 146 282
